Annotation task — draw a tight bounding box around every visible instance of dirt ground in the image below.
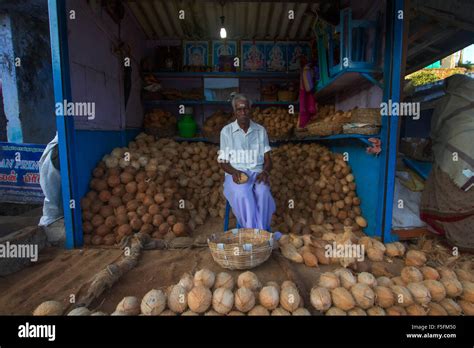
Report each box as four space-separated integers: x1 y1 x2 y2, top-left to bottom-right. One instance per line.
0 217 404 315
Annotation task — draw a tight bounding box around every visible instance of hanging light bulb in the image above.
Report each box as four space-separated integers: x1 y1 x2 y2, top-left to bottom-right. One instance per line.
219 2 227 39
219 15 227 39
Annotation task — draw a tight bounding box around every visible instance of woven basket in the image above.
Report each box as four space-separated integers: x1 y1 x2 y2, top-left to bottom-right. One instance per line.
343 124 380 135
351 108 381 126
307 121 343 136
208 228 273 270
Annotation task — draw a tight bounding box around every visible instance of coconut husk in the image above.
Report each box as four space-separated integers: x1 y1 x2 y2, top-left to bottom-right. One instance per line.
168 237 194 249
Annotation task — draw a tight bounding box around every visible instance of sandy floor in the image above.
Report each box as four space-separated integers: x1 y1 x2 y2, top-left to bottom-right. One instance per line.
0 217 404 315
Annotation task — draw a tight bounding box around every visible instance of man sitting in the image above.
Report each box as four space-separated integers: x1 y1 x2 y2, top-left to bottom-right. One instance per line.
218 94 276 231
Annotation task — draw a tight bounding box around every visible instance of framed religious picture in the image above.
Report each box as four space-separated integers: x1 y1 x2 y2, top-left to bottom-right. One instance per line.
265 41 288 72
183 41 209 67
212 40 237 70
241 41 266 72
287 42 312 72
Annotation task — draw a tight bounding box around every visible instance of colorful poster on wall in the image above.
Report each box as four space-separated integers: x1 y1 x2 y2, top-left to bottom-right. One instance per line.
183 41 209 66
0 142 45 204
265 42 287 72
241 41 266 72
287 42 312 71
212 40 237 67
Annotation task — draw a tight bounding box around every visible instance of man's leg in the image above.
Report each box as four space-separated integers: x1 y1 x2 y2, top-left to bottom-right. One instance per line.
253 180 276 231
223 173 257 228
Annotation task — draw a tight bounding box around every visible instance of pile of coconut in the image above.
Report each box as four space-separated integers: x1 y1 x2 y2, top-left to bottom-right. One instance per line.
310 261 474 316
33 269 312 316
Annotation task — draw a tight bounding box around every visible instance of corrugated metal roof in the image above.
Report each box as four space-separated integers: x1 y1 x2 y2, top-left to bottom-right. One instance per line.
125 0 340 41
407 0 474 73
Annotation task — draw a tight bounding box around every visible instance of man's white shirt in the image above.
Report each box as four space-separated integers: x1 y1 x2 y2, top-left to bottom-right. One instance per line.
218 119 271 174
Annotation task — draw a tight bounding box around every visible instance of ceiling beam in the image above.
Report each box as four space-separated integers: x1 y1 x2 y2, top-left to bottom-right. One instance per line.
417 5 474 32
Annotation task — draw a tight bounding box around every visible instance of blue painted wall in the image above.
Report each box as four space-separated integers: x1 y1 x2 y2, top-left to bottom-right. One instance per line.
328 139 381 236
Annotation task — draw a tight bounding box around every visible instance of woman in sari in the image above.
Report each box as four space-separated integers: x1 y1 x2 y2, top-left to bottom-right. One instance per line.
420 74 474 251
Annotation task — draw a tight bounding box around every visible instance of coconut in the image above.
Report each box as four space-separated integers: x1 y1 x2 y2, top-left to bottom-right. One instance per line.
116 296 140 315
440 277 463 298
248 305 270 316
187 286 212 313
367 306 386 316
401 266 424 284
159 309 177 316
460 281 474 302
331 287 356 311
406 304 426 316
358 236 373 250
141 289 167 315
111 311 127 316
310 287 332 312
212 288 234 314
427 303 448 316
280 286 301 312
281 280 297 290
391 276 406 286
422 280 446 302
386 306 407 316
227 311 245 316
271 307 291 316
367 247 384 262
237 271 261 291
405 250 426 266
458 300 474 315
374 286 395 308
455 269 474 282
407 283 431 305
234 287 255 313
167 285 188 314
33 301 64 316
376 276 394 288
319 272 340 289
194 269 215 289
292 308 311 316
67 307 91 316
438 267 457 280
420 266 440 280
439 298 462 315
347 307 367 316
204 310 223 316
385 243 401 257
90 311 108 316
357 272 377 288
259 286 280 310
181 310 199 316
334 268 357 289
351 283 375 309
371 262 394 278
266 281 280 292
314 247 330 265
325 307 347 316
302 249 318 267
176 273 194 292
390 285 414 307
214 272 234 290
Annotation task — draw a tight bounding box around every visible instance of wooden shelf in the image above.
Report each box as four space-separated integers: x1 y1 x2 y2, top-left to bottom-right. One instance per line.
315 71 383 101
144 71 300 79
143 100 299 106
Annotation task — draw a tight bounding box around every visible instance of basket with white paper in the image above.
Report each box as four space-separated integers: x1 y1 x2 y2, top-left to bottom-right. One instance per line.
208 228 273 270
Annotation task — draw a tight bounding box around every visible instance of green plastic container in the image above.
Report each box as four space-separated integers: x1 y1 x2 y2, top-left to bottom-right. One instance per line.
178 114 197 138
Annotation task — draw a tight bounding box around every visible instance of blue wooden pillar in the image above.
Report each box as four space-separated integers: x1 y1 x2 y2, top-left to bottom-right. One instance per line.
48 0 83 249
376 0 408 242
